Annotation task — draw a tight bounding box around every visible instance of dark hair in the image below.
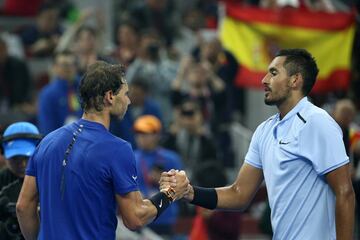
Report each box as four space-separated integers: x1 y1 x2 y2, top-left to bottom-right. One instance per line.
130 77 149 92
53 50 74 62
79 61 126 112
75 26 97 40
38 2 59 15
276 48 319 96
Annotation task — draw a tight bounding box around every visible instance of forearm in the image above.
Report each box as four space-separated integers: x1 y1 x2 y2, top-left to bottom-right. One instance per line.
335 190 355 240
133 199 158 227
186 184 251 210
120 193 160 230
17 207 39 240
216 185 252 209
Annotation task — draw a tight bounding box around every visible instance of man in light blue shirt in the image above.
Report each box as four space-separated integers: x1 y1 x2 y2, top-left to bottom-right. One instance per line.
162 49 355 239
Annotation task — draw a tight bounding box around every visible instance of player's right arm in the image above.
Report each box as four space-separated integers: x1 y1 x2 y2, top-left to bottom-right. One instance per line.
116 191 157 230
160 163 263 210
116 171 189 230
215 163 264 209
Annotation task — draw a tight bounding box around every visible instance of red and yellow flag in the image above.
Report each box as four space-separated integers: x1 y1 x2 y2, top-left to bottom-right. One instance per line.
219 3 356 93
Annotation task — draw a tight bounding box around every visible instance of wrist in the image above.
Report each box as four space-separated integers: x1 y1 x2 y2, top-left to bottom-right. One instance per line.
190 186 218 210
160 187 176 202
184 185 194 202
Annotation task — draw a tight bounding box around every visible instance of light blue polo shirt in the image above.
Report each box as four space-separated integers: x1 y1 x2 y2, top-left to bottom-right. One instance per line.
245 97 348 240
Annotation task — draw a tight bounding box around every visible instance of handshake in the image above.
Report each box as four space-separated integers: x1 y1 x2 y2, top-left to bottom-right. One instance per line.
158 169 194 202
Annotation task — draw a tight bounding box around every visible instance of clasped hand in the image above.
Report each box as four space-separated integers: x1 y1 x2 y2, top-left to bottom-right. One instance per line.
159 169 191 201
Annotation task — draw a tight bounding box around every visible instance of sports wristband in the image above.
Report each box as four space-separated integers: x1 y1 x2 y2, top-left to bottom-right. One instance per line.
190 186 218 209
149 191 172 219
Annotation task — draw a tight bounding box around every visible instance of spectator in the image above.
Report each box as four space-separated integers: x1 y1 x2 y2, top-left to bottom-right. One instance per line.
111 21 140 67
126 0 179 47
0 37 34 115
126 30 178 126
332 99 360 225
37 51 82 135
0 122 41 239
110 79 162 148
133 115 183 237
18 3 63 57
173 8 205 57
171 56 226 125
56 8 115 74
162 100 218 180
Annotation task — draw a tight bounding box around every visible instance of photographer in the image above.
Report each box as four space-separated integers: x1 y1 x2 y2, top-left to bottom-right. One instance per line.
0 122 41 240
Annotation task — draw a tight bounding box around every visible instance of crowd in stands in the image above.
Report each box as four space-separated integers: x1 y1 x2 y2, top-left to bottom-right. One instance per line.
1 0 360 239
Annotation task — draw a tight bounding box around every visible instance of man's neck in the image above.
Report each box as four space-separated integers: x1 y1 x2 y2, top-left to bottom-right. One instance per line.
278 95 304 120
82 111 110 129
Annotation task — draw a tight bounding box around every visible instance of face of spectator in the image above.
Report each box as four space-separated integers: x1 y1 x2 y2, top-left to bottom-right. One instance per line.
117 25 138 47
187 64 207 88
333 100 356 128
110 83 130 119
129 85 146 106
139 34 161 61
7 156 28 178
77 30 97 53
135 133 159 151
37 8 59 33
183 9 205 31
54 54 77 81
200 39 222 64
179 105 203 133
262 56 292 106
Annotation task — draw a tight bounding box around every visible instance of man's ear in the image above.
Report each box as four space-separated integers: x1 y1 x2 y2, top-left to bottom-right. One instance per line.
104 90 114 105
291 73 303 90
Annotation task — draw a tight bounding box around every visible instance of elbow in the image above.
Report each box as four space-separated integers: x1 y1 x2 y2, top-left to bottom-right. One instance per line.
336 184 355 203
123 218 146 231
229 184 250 210
123 209 148 231
16 201 26 217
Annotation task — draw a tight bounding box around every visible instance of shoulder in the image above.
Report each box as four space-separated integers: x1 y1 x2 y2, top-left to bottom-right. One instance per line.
144 99 160 109
158 148 181 161
300 103 339 130
37 125 72 149
96 135 133 154
297 103 342 139
256 114 278 132
39 81 60 97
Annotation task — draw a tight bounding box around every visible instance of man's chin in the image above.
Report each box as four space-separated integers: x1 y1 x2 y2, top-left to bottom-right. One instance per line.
264 98 276 106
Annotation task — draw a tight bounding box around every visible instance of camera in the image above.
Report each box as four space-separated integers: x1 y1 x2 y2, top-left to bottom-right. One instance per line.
0 180 24 240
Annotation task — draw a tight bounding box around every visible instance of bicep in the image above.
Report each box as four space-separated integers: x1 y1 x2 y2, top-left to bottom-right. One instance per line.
17 176 38 209
326 163 353 195
217 163 263 209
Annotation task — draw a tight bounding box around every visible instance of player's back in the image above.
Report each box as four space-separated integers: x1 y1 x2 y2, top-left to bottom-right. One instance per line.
27 119 131 240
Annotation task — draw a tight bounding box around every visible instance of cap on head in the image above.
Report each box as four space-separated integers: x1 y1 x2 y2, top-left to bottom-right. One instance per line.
2 122 40 159
133 115 162 134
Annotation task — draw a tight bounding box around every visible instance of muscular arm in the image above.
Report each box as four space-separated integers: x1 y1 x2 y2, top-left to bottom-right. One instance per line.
117 170 189 230
16 176 39 240
326 163 355 240
216 163 264 209
185 163 264 210
116 191 158 230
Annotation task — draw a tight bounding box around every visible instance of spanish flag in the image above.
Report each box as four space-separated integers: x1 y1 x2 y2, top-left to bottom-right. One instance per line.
219 3 356 93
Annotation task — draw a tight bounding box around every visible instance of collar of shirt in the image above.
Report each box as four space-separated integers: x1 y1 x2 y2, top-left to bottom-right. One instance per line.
272 96 309 139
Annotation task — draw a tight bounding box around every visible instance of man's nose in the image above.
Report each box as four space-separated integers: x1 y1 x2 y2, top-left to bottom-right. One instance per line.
261 73 269 85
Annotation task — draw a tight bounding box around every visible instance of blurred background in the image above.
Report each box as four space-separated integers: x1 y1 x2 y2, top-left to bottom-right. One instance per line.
0 0 360 239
